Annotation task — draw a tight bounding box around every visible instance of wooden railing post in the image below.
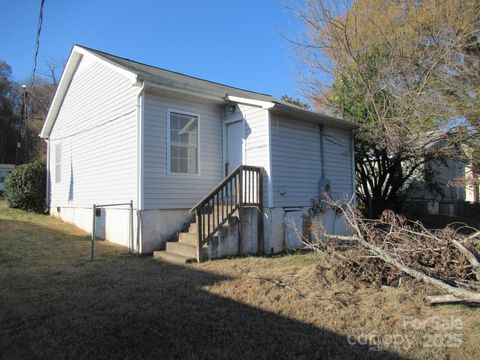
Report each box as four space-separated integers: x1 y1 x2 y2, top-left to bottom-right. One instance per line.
196 209 202 263
189 165 263 262
238 166 243 256
91 204 96 261
258 169 264 255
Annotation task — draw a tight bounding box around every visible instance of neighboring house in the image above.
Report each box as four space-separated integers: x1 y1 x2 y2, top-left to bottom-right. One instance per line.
406 140 479 216
0 164 15 192
40 45 356 262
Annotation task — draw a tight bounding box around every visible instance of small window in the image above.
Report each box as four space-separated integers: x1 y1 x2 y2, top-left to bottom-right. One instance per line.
55 143 61 183
0 177 5 183
168 111 199 174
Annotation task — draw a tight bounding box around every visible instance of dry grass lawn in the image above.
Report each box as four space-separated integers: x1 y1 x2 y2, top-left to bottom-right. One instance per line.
0 203 479 359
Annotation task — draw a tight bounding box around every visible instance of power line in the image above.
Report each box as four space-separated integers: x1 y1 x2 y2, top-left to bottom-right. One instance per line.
31 0 45 84
48 108 137 142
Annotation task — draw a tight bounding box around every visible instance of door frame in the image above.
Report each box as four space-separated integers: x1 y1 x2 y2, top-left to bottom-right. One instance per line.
223 116 245 177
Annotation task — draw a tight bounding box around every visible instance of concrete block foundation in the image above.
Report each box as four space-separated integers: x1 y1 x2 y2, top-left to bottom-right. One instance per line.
51 204 350 257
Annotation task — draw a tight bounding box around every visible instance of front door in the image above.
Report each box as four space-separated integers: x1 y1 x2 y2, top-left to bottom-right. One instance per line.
225 120 243 175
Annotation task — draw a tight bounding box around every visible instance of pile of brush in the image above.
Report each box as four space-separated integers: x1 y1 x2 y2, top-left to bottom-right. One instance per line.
304 204 480 305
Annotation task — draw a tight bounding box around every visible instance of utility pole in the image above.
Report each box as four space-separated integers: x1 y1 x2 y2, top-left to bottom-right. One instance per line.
16 85 28 165
23 85 29 163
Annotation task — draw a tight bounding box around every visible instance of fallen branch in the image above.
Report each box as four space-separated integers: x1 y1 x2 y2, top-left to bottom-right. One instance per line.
303 198 480 306
450 238 480 280
427 294 480 306
347 233 480 304
467 231 480 242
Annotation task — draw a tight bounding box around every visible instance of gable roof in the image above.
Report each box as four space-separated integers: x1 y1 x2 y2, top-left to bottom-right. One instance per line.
40 45 355 138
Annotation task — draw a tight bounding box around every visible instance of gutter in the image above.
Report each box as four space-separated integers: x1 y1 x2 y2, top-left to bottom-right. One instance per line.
270 102 357 130
135 78 145 211
142 78 227 103
135 78 145 253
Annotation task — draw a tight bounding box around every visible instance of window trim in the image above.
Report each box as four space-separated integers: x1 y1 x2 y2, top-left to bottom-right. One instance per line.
55 143 62 183
166 109 200 176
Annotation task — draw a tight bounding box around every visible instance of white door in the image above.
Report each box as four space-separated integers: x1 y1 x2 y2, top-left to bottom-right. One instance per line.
226 120 243 175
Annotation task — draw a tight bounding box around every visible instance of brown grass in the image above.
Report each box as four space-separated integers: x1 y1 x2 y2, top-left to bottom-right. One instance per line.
0 205 479 359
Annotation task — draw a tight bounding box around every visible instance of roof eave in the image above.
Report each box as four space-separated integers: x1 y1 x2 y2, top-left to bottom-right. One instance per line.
270 103 358 129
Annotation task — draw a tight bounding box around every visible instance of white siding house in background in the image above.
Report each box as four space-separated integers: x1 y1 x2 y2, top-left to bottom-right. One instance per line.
0 164 15 192
40 45 356 260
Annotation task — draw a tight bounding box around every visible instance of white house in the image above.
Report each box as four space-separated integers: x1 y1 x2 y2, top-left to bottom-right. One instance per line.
0 164 15 192
406 140 479 216
40 45 356 262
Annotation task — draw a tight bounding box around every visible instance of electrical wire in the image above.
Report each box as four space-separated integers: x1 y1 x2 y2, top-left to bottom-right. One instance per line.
31 0 46 84
48 108 137 142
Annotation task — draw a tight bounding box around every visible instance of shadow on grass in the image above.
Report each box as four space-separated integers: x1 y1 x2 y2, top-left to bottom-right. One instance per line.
0 219 409 360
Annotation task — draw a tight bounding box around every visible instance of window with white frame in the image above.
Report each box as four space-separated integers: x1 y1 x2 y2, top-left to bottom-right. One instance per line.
55 143 61 183
168 111 199 174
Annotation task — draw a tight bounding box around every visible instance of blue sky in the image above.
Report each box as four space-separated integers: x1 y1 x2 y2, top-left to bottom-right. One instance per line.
1 0 309 99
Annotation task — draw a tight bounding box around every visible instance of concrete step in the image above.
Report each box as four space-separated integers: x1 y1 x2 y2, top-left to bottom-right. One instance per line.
166 241 197 258
179 232 197 245
188 222 198 234
153 250 195 264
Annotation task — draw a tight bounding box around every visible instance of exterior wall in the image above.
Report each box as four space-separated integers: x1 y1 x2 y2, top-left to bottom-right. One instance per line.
47 55 139 210
262 206 350 255
266 115 354 252
405 155 479 216
270 115 354 207
203 207 259 259
142 91 224 209
238 104 270 206
51 206 137 250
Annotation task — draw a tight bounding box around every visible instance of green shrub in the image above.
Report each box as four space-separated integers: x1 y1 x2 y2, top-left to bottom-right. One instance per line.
4 159 47 213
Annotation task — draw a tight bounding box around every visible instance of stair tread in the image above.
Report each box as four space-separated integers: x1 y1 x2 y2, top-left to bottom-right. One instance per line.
168 241 195 249
153 250 195 263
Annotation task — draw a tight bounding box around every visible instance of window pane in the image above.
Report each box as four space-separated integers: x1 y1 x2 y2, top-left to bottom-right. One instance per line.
170 115 180 129
179 132 188 145
171 145 179 158
170 129 178 144
170 158 178 173
179 146 188 158
169 112 198 174
188 159 197 174
178 158 188 173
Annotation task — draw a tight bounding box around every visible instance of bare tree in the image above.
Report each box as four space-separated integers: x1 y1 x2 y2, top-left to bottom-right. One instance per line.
22 58 65 162
289 0 480 216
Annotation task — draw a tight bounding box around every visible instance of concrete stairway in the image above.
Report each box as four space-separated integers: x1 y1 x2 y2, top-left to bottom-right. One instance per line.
153 221 199 264
153 210 240 264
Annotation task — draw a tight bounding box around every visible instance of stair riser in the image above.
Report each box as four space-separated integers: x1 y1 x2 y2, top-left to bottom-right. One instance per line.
153 251 193 264
166 242 197 258
179 232 197 245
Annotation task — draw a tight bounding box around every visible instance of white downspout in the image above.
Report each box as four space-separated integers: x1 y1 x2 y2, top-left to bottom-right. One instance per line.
135 79 145 253
45 139 50 209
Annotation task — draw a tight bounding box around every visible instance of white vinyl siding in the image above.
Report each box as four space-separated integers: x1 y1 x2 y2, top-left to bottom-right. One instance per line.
143 91 223 209
270 115 353 207
47 55 139 208
238 104 270 206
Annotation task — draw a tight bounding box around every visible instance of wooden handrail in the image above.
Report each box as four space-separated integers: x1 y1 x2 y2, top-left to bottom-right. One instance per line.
190 165 263 262
189 165 262 213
